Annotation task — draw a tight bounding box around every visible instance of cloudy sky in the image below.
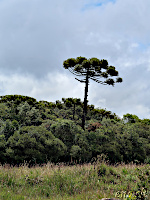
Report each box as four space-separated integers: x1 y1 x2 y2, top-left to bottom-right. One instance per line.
0 0 150 119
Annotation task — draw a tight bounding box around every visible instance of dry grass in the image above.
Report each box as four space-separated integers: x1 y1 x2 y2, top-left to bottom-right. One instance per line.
0 162 149 199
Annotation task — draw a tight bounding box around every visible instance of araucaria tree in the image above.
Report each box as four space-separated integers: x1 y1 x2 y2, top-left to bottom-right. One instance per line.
63 57 122 130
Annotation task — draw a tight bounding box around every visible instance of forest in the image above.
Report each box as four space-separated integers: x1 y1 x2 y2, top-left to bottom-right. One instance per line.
0 94 150 165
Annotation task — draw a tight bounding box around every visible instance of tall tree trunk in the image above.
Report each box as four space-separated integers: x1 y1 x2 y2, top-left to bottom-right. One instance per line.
73 102 75 120
82 72 89 130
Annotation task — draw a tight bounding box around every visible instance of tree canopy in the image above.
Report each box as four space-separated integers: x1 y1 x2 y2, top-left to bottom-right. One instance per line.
63 57 122 85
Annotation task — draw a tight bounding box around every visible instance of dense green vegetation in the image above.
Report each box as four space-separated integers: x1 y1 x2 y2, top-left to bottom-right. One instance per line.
0 94 150 165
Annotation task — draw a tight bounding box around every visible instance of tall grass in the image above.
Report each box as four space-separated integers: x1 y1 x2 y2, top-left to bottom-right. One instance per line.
0 162 149 199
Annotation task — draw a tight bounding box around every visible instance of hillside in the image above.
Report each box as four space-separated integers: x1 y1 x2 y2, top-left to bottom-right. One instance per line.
0 94 150 165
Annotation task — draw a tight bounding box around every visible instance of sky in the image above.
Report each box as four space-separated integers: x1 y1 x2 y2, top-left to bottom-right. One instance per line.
0 0 150 119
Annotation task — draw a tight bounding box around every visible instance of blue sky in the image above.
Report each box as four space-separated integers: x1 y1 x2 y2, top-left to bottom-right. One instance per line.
0 0 150 119
82 0 116 11
87 0 116 6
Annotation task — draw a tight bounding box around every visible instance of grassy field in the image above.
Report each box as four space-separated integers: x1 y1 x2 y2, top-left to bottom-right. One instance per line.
0 161 150 200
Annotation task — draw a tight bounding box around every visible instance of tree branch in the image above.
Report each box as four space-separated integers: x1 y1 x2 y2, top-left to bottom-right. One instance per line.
90 77 107 85
75 78 85 83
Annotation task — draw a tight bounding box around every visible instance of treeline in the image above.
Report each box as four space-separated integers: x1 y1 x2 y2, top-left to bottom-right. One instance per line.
0 95 150 165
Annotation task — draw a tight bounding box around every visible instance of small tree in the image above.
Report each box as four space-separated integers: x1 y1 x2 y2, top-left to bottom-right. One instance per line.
63 56 122 130
62 97 82 120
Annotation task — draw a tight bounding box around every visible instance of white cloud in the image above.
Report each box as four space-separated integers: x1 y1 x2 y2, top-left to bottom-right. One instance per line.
0 0 149 118
0 72 85 103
